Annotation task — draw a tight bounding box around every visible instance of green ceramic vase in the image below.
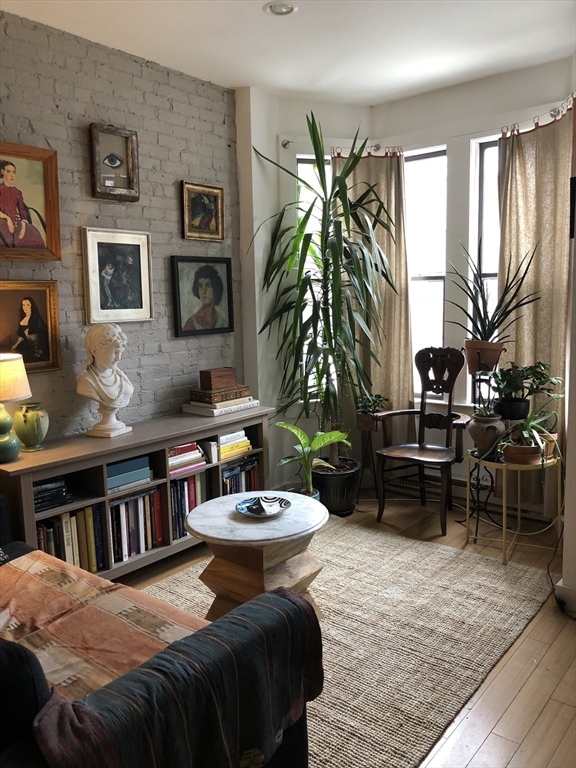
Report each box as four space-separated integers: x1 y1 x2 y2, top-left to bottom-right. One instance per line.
13 402 50 452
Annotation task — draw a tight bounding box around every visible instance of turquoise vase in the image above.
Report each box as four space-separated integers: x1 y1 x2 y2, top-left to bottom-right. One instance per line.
13 402 49 452
0 403 21 463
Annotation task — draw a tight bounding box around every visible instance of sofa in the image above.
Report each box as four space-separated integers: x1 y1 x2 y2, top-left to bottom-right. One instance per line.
0 523 323 767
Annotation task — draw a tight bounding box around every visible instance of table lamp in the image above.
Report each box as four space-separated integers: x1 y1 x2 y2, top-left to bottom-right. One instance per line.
0 353 32 463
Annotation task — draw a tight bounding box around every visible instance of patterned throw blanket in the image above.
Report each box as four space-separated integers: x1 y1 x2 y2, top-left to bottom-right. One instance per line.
33 588 323 768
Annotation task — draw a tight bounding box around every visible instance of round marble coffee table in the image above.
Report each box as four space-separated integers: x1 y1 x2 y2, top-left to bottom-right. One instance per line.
186 490 329 621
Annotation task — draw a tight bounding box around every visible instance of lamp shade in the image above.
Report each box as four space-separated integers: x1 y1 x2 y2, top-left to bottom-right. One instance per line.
0 354 32 402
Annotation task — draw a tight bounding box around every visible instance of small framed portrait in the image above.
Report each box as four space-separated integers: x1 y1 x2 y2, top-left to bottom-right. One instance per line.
90 124 140 202
182 181 224 241
171 256 233 336
0 142 61 261
82 227 153 324
0 280 61 372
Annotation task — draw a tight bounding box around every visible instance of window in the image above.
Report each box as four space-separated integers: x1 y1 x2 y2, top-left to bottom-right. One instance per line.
404 150 447 386
478 141 500 322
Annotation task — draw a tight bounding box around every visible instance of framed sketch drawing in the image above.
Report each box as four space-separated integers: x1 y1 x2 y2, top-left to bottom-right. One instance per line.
82 227 153 323
0 142 61 261
171 256 233 336
0 281 61 372
90 124 140 202
182 181 224 241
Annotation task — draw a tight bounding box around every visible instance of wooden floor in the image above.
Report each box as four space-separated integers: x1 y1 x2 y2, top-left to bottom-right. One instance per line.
120 491 576 768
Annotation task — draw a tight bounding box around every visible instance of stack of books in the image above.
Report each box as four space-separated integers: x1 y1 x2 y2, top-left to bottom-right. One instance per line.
171 473 207 539
181 370 259 417
36 505 105 573
168 441 207 478
33 477 74 513
219 429 252 461
107 456 152 493
110 488 164 564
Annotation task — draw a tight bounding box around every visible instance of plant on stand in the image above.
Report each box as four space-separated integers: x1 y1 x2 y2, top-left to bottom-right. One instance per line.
490 361 562 421
275 422 350 498
447 245 541 374
496 395 564 466
467 378 506 459
356 392 389 431
256 113 396 514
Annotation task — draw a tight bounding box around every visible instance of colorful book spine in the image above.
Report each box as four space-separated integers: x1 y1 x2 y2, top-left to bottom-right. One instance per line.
107 455 149 478
153 489 163 547
108 467 152 492
92 504 105 571
168 442 198 457
168 461 207 479
75 509 89 570
84 506 98 573
70 513 80 566
61 512 74 564
219 429 246 445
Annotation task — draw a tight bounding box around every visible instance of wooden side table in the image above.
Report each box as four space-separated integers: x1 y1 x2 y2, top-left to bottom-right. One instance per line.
466 452 562 564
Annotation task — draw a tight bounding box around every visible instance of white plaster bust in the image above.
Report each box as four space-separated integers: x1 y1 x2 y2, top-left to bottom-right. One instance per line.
77 323 134 437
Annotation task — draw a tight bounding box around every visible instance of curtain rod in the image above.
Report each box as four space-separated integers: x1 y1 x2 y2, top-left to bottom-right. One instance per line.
281 139 381 151
502 91 574 135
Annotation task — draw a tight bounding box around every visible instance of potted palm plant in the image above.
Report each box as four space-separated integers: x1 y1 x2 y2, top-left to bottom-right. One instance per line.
256 113 396 514
447 245 541 374
490 361 562 421
274 422 350 498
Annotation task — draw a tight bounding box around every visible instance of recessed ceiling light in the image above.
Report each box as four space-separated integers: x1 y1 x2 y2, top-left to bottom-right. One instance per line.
263 2 298 16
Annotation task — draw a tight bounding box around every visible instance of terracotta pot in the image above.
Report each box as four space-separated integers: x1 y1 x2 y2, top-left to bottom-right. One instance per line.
356 412 380 432
502 444 543 465
467 413 506 458
542 433 558 460
464 339 505 374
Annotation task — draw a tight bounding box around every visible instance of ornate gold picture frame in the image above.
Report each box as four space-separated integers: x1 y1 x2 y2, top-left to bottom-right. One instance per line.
182 181 224 241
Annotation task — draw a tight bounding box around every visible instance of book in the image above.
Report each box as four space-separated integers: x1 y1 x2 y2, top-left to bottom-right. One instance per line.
108 476 153 494
108 466 152 491
168 442 198 457
36 523 46 552
181 400 260 417
169 461 207 479
220 437 251 455
168 450 205 467
152 489 163 547
220 445 252 461
144 495 153 550
61 512 74 564
186 396 254 410
84 506 98 573
189 385 250 404
197 439 218 463
33 477 66 494
52 517 65 560
45 523 55 556
70 513 80 566
219 429 246 445
187 475 196 512
75 509 90 570
107 455 150 478
92 504 106 571
137 495 146 553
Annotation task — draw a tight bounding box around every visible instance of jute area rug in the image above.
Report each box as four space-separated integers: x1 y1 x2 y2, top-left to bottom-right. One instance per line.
144 515 552 767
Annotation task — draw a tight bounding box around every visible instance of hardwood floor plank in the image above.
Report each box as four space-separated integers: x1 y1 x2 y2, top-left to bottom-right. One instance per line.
466 733 518 768
494 623 576 743
546 715 576 768
551 658 576 708
506 700 575 768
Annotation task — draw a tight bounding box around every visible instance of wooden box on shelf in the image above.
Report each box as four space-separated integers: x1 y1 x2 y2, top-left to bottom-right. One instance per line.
200 367 236 390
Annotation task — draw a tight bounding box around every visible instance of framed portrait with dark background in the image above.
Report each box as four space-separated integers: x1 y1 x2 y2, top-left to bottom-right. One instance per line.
90 124 140 202
0 142 61 261
82 227 153 323
182 181 224 241
0 280 61 372
171 256 233 336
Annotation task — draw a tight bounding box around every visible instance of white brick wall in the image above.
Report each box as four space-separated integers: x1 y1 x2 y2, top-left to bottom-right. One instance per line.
0 11 241 438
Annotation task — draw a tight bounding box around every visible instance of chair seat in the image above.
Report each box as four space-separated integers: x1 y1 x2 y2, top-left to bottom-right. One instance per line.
378 443 456 464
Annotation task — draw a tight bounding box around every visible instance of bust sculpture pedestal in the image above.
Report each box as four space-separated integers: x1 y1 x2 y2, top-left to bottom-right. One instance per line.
86 403 132 438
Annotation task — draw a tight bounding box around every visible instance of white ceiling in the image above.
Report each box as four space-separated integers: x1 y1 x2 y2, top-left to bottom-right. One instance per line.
2 0 575 106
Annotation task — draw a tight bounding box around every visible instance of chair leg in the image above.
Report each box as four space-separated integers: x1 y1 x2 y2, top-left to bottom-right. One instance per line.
439 466 449 536
376 454 386 522
418 465 426 506
447 467 453 510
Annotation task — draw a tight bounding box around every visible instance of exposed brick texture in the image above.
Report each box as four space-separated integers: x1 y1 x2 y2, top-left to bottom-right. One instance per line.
0 12 241 438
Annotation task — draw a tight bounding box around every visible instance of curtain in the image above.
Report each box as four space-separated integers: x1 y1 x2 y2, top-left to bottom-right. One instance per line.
498 101 573 507
331 152 413 422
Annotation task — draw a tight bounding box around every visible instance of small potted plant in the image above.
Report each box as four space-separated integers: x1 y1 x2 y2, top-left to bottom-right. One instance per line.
496 396 563 465
274 422 351 498
490 361 562 421
447 245 541 374
356 393 389 431
467 383 505 459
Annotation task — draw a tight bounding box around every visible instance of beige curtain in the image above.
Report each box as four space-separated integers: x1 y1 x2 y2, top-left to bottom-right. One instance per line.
332 152 413 416
498 104 573 506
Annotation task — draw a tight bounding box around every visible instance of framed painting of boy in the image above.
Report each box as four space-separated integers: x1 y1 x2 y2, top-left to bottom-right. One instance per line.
0 142 61 261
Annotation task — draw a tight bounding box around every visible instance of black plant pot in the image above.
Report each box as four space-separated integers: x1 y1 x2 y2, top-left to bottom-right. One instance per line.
494 398 530 421
311 457 361 517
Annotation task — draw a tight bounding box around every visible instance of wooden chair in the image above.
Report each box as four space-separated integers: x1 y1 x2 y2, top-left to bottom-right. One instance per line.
374 347 469 535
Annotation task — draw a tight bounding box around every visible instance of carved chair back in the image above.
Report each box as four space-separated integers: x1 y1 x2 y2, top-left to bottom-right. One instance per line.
415 347 465 448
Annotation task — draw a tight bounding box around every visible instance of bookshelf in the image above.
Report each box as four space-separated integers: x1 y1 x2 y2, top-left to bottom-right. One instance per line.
0 407 273 579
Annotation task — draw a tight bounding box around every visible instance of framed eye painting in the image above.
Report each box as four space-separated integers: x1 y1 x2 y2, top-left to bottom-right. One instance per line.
0 141 61 261
89 124 140 202
182 181 224 241
82 227 153 323
171 256 233 336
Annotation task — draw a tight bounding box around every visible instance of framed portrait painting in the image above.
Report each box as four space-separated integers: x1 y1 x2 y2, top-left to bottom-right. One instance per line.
0 281 61 372
90 124 140 202
182 181 224 241
0 142 61 261
171 256 233 336
82 227 153 323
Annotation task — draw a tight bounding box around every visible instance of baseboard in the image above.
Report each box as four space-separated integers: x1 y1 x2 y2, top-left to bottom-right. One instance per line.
554 579 576 614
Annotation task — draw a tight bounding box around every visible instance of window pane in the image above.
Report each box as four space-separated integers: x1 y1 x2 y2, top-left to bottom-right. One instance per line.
409 279 444 384
404 154 447 277
480 144 499 274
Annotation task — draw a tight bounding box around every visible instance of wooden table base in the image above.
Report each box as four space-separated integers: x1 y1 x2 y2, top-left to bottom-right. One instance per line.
199 533 323 620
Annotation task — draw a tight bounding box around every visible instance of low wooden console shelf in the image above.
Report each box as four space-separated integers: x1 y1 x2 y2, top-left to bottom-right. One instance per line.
0 407 273 579
465 452 562 564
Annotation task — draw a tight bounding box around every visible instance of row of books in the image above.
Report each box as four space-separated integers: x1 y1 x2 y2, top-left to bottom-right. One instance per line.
110 488 164 564
171 473 207 540
198 428 253 463
36 505 104 573
33 476 74 513
107 455 153 494
168 441 207 477
222 457 259 496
